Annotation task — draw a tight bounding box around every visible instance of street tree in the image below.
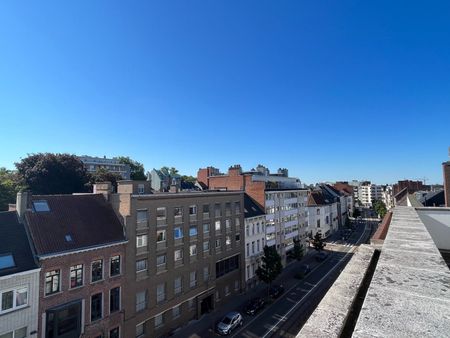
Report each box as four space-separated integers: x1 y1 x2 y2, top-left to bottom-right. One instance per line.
292 238 304 261
256 245 283 298
117 156 146 180
15 153 89 195
311 232 326 251
372 199 387 218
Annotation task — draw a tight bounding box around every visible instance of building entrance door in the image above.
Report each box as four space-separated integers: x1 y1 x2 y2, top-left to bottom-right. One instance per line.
200 294 214 315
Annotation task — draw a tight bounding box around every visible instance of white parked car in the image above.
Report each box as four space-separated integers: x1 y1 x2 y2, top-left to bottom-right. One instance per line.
215 311 243 335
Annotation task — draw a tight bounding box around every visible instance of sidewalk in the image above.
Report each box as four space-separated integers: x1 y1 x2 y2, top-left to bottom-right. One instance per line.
173 250 320 337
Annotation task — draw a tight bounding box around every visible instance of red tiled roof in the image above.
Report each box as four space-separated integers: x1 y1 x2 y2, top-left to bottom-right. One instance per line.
25 194 126 256
307 191 328 206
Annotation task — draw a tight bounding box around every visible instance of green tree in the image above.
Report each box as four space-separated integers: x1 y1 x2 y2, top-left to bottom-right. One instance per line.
117 156 146 180
15 153 89 195
311 232 326 251
256 245 283 298
0 168 23 211
88 168 123 192
372 199 387 218
169 167 179 176
292 238 304 261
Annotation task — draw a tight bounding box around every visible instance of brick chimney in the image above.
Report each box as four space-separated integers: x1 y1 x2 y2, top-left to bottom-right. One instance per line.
94 182 113 201
228 165 242 176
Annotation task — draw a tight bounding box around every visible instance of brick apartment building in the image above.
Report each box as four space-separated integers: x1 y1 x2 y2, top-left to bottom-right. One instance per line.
393 180 429 195
18 192 127 338
443 161 450 207
97 181 245 338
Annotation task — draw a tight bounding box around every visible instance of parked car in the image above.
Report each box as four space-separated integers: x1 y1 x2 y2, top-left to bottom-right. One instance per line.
244 297 265 315
269 285 285 298
315 252 328 261
215 311 243 335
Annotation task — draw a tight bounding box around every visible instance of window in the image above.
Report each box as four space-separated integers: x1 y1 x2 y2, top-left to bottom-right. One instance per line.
189 226 198 237
0 327 27 338
225 219 231 229
110 327 120 338
235 217 240 227
225 202 231 215
252 241 255 254
91 293 102 321
157 207 166 219
138 184 145 194
45 270 60 295
172 305 180 318
215 220 221 231
257 223 260 234
70 264 83 288
91 260 103 282
110 287 120 313
174 227 183 239
136 259 147 272
226 235 231 245
317 220 321 227
189 244 197 256
215 239 221 249
156 283 165 303
155 313 163 328
174 207 183 217
190 271 197 288
202 205 209 214
136 322 145 337
136 235 148 248
174 277 182 295
33 200 50 212
246 225 249 236
235 233 240 242
215 204 221 217
235 202 241 214
257 240 260 252
246 243 250 257
316 208 320 215
203 223 210 233
136 291 147 312
157 230 166 242
15 288 27 307
110 256 121 276
203 266 209 281
174 249 183 261
0 254 15 270
189 205 197 215
216 255 239 278
1 291 13 312
203 241 210 252
137 210 147 222
157 254 166 266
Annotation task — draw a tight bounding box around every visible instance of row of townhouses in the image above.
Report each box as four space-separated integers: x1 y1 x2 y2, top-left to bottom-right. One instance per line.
0 164 355 338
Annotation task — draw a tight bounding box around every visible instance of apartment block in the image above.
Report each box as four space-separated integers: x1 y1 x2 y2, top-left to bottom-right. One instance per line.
104 181 245 338
78 155 131 179
243 195 265 290
18 191 127 338
307 190 339 238
0 211 40 338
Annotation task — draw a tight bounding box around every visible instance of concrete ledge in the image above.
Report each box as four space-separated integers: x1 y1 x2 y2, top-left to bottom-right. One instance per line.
297 245 375 338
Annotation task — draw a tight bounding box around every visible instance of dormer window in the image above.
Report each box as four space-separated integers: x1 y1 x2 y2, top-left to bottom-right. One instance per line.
0 254 15 270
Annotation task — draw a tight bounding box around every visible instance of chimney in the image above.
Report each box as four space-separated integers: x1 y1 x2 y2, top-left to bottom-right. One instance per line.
16 191 31 220
94 182 113 201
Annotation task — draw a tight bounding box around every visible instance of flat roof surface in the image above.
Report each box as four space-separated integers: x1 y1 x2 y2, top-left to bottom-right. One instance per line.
353 206 450 338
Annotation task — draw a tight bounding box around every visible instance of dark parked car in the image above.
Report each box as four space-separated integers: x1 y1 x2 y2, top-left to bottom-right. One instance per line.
244 297 265 315
315 252 328 261
298 264 311 275
269 285 285 298
215 311 243 335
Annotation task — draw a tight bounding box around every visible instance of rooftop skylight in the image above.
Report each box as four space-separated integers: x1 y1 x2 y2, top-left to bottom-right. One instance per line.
33 200 50 212
0 253 15 270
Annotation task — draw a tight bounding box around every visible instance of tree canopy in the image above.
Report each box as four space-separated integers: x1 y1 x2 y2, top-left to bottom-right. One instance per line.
117 156 146 180
372 199 387 218
0 168 23 211
15 153 89 195
292 238 304 261
311 231 326 251
256 245 283 291
88 167 123 192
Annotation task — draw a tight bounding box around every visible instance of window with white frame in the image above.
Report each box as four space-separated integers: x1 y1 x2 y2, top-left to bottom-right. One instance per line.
45 270 60 295
174 249 183 262
136 235 148 248
215 220 221 231
174 227 183 239
0 327 27 338
157 230 166 242
0 287 27 313
189 205 197 215
215 239 221 249
70 264 83 288
189 244 197 256
226 235 231 245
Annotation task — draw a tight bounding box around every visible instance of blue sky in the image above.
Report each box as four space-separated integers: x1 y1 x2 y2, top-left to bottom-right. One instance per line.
0 1 449 185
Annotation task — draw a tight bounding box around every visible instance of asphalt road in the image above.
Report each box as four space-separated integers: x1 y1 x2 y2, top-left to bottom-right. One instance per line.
228 220 373 338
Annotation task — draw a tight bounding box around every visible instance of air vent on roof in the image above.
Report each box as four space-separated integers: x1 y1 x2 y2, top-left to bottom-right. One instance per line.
0 253 15 270
65 235 73 242
33 200 50 212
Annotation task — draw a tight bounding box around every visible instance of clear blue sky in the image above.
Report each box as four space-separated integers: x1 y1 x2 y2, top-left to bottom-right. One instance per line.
1 1 449 185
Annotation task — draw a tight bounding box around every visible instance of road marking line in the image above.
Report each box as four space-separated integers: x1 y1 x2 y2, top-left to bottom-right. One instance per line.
260 224 369 338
